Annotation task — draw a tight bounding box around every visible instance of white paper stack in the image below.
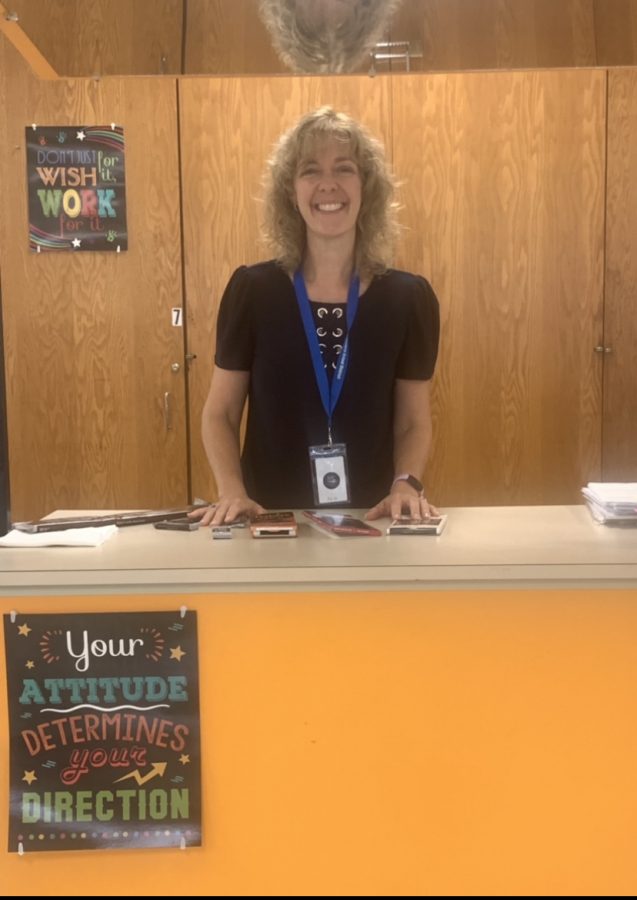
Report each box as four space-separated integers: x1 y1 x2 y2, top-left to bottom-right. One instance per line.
581 483 637 525
0 525 118 548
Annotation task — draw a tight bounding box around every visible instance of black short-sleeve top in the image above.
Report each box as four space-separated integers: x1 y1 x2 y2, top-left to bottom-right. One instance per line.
215 261 440 509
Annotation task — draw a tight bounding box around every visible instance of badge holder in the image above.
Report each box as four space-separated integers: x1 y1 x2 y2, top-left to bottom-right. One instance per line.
309 442 350 506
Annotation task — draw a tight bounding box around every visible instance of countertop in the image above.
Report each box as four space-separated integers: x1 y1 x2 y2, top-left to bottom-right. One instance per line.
1 505 637 594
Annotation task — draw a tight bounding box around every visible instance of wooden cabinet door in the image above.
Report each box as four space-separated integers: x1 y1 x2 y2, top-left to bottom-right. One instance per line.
0 63 188 520
603 68 637 481
391 70 606 505
179 75 391 505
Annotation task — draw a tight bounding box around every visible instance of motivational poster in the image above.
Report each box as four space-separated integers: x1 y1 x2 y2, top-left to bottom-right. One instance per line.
3 610 201 852
26 125 128 251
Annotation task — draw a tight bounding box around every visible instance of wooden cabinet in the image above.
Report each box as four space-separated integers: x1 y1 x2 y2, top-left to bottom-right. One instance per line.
0 41 189 520
392 70 606 505
1 38 634 516
603 69 637 481
180 70 608 507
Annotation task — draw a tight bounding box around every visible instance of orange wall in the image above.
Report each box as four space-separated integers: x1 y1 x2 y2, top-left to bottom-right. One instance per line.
3 587 637 895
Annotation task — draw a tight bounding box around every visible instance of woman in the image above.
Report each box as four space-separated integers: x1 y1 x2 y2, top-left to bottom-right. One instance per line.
199 106 440 526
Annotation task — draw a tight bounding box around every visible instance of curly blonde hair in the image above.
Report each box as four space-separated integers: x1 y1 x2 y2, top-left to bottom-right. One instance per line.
262 106 398 279
258 0 404 74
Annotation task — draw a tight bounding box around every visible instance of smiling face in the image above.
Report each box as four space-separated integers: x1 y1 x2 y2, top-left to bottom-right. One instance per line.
293 138 362 244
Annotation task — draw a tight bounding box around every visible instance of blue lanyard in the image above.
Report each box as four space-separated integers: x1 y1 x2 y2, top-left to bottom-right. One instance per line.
293 270 360 444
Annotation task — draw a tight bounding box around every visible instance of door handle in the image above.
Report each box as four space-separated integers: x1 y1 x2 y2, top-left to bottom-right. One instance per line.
163 392 172 431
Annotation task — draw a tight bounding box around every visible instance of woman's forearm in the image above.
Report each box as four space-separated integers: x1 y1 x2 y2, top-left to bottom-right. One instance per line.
392 378 434 484
202 410 247 498
201 367 251 500
392 418 432 484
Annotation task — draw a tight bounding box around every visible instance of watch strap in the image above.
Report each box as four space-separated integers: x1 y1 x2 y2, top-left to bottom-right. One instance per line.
391 473 425 496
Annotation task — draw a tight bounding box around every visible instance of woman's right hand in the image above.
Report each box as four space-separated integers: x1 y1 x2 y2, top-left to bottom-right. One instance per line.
188 496 266 527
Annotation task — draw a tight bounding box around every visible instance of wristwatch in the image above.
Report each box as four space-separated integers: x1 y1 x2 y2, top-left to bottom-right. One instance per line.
391 473 425 497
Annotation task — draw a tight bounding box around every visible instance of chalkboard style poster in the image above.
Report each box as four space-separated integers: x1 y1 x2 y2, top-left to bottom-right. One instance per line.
26 125 128 252
3 610 201 852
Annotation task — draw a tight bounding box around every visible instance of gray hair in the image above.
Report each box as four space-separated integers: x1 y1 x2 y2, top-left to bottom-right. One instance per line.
257 0 404 73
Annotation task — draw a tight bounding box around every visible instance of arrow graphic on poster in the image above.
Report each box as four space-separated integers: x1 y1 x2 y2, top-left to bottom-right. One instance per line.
113 762 167 786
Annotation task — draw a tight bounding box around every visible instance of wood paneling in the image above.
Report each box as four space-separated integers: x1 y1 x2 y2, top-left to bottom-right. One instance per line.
390 0 597 72
8 0 183 76
181 70 608 508
0 20 627 512
0 0 57 78
0 34 188 520
392 70 606 505
603 69 637 481
11 0 637 76
0 269 10 536
179 75 391 503
184 0 282 74
594 0 637 65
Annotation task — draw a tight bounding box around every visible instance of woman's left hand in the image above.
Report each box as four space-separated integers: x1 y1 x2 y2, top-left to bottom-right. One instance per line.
365 483 439 521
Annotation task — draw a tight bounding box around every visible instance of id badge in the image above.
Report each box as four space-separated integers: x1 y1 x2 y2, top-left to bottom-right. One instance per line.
309 443 350 506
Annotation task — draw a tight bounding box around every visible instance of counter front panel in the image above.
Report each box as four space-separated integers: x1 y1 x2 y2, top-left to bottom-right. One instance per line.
2 587 637 896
